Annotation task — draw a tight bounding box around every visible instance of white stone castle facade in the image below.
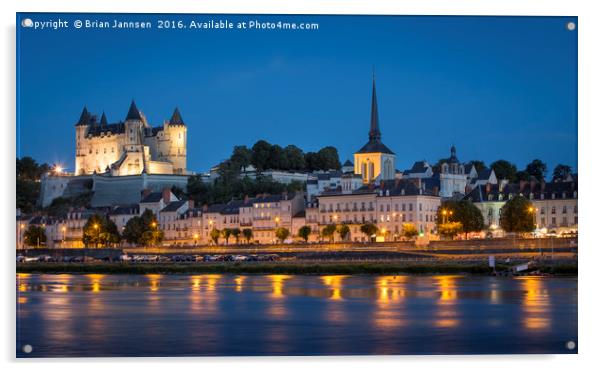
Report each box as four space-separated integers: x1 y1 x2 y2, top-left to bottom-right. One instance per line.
75 101 187 176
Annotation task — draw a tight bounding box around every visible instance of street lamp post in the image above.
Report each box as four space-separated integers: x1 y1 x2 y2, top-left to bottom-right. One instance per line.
93 223 99 248
61 226 66 247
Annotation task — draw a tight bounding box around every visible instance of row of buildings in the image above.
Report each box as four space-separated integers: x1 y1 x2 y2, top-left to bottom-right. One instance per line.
18 76 577 248
17 171 578 248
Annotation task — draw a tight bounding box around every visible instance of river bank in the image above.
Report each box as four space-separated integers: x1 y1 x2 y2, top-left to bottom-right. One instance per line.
16 260 578 275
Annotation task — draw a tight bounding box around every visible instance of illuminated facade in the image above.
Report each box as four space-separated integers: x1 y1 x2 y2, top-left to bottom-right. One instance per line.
74 101 187 176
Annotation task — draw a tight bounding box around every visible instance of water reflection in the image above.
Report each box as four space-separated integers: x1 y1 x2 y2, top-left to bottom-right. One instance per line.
520 277 551 331
16 274 576 357
434 275 459 328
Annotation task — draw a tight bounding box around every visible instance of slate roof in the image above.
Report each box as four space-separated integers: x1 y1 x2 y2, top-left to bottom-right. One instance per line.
464 180 578 203
407 161 431 173
343 159 353 167
169 107 185 126
161 200 188 212
477 168 494 181
140 192 164 203
110 204 139 215
356 75 395 155
126 100 143 121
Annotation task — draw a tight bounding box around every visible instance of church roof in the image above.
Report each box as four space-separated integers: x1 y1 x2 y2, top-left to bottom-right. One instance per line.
125 100 143 121
356 75 395 155
169 107 185 126
343 159 353 167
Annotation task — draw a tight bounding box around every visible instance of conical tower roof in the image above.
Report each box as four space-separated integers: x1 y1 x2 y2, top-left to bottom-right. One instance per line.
75 106 91 126
100 111 108 127
125 100 143 121
169 107 185 126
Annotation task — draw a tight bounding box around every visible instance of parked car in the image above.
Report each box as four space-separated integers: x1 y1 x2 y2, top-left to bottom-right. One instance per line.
119 254 132 262
232 255 248 262
24 256 39 263
38 255 55 262
16 255 26 263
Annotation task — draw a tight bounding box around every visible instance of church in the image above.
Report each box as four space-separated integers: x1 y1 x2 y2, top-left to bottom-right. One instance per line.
74 101 187 176
354 76 396 183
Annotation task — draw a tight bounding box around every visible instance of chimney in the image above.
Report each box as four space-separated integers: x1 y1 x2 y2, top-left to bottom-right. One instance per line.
202 204 209 212
162 187 171 203
394 177 401 187
379 180 385 189
244 195 249 204
188 199 195 209
141 188 152 198
530 178 537 191
519 180 527 192
485 182 491 194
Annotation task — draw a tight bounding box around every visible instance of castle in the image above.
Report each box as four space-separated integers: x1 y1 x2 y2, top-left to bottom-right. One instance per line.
74 101 187 176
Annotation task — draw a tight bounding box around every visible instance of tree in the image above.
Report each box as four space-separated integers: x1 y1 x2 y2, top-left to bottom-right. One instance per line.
275 227 290 243
466 160 486 173
242 228 253 244
251 140 272 172
122 210 160 246
552 164 572 182
221 228 232 244
500 195 536 233
231 228 241 244
231 145 252 169
16 157 50 213
402 223 419 240
525 159 547 181
360 223 378 242
438 222 463 239
321 224 337 242
516 170 530 181
337 224 350 241
298 226 312 242
210 228 221 245
317 146 341 170
24 225 46 247
490 159 518 181
437 200 485 238
284 145 306 170
83 214 120 248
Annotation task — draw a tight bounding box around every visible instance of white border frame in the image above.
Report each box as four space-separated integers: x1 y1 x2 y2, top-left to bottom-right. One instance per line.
3 1 601 370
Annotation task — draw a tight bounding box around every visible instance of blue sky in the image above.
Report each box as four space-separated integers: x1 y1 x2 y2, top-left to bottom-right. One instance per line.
17 14 577 174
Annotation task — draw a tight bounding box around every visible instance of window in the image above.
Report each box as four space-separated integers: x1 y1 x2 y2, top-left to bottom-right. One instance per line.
551 207 556 214
562 206 567 214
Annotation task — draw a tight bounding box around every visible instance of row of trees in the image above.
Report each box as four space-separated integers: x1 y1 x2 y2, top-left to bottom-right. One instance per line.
21 210 164 248
436 196 537 239
245 140 341 172
432 157 572 183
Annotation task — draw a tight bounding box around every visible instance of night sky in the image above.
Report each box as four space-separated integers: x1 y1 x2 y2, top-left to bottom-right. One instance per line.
16 13 577 174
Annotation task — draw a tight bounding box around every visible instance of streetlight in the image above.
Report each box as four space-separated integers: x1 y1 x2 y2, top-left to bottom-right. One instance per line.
93 223 99 248
61 226 66 247
193 233 199 246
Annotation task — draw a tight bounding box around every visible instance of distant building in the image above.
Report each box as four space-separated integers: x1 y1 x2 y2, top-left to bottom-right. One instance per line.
354 76 396 183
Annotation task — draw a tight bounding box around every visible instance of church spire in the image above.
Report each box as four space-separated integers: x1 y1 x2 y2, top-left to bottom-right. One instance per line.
125 100 143 121
369 72 381 143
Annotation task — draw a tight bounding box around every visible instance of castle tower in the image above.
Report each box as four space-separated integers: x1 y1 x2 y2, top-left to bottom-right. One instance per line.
354 74 396 183
75 106 91 175
165 107 187 174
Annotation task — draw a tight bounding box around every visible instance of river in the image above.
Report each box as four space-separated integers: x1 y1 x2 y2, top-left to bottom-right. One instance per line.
16 273 577 357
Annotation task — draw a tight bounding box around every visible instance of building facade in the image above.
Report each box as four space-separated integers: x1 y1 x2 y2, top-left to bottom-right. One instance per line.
75 101 187 176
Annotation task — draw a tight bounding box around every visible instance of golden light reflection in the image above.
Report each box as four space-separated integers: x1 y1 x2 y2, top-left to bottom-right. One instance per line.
87 274 104 293
520 277 550 331
234 276 246 292
18 283 27 292
434 275 459 328
18 297 28 304
489 281 501 305
373 276 407 330
191 276 202 291
269 275 291 299
268 275 291 318
146 274 162 292
321 275 347 301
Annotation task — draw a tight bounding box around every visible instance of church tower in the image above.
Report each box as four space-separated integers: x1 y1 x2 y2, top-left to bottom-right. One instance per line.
354 74 396 183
